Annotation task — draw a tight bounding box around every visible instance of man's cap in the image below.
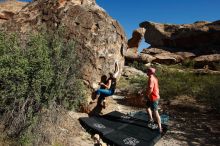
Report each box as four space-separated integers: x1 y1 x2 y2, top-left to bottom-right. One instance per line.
147 67 156 74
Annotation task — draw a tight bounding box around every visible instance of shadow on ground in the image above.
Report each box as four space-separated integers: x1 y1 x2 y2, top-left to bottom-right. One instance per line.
114 95 220 146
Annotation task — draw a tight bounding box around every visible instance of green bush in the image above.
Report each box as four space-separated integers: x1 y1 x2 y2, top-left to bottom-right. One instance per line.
130 75 147 88
123 64 220 111
156 67 220 105
182 59 195 68
0 30 87 139
128 61 147 72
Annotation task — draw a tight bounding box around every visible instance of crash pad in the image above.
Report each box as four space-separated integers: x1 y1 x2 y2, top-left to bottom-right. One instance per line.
79 111 168 146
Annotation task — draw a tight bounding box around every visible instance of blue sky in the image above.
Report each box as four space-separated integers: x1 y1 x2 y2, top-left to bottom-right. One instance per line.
18 0 220 51
96 0 220 51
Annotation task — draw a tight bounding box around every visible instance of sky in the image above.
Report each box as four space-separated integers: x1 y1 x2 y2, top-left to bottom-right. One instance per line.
96 0 220 51
18 0 220 51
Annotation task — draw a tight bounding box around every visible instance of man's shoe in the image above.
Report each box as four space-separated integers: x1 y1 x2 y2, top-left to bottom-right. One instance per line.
147 120 154 129
152 123 158 129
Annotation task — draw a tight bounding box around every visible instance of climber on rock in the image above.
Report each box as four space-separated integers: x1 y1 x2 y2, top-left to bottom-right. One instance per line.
94 61 119 108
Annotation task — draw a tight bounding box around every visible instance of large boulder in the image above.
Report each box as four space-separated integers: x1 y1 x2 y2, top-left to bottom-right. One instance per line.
127 28 145 53
0 0 27 25
141 47 184 64
124 21 220 70
2 0 127 92
193 54 220 69
124 49 156 64
122 66 146 78
140 21 220 54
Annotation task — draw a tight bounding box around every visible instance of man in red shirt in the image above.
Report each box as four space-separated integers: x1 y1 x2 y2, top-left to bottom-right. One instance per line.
146 67 162 133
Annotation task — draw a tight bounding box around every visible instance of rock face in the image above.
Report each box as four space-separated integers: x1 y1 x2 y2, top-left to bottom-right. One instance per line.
127 28 145 53
126 20 220 70
2 0 127 92
139 21 220 53
122 66 146 78
193 54 220 69
0 0 27 24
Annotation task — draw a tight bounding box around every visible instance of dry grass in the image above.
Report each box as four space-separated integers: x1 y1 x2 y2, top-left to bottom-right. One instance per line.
117 65 220 111
18 107 93 146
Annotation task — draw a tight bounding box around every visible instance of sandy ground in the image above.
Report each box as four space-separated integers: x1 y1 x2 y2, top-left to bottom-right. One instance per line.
0 94 219 146
78 94 220 146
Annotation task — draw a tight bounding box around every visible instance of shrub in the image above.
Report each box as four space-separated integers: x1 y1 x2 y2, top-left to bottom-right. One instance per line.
156 67 220 107
0 29 87 140
130 75 147 89
182 59 195 68
122 64 220 111
128 61 147 72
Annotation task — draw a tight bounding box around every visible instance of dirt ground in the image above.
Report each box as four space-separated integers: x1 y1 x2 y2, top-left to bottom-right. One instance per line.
155 95 220 146
82 94 220 146
0 94 219 146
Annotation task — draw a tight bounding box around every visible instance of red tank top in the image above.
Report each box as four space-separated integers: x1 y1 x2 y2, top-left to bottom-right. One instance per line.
148 75 160 101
